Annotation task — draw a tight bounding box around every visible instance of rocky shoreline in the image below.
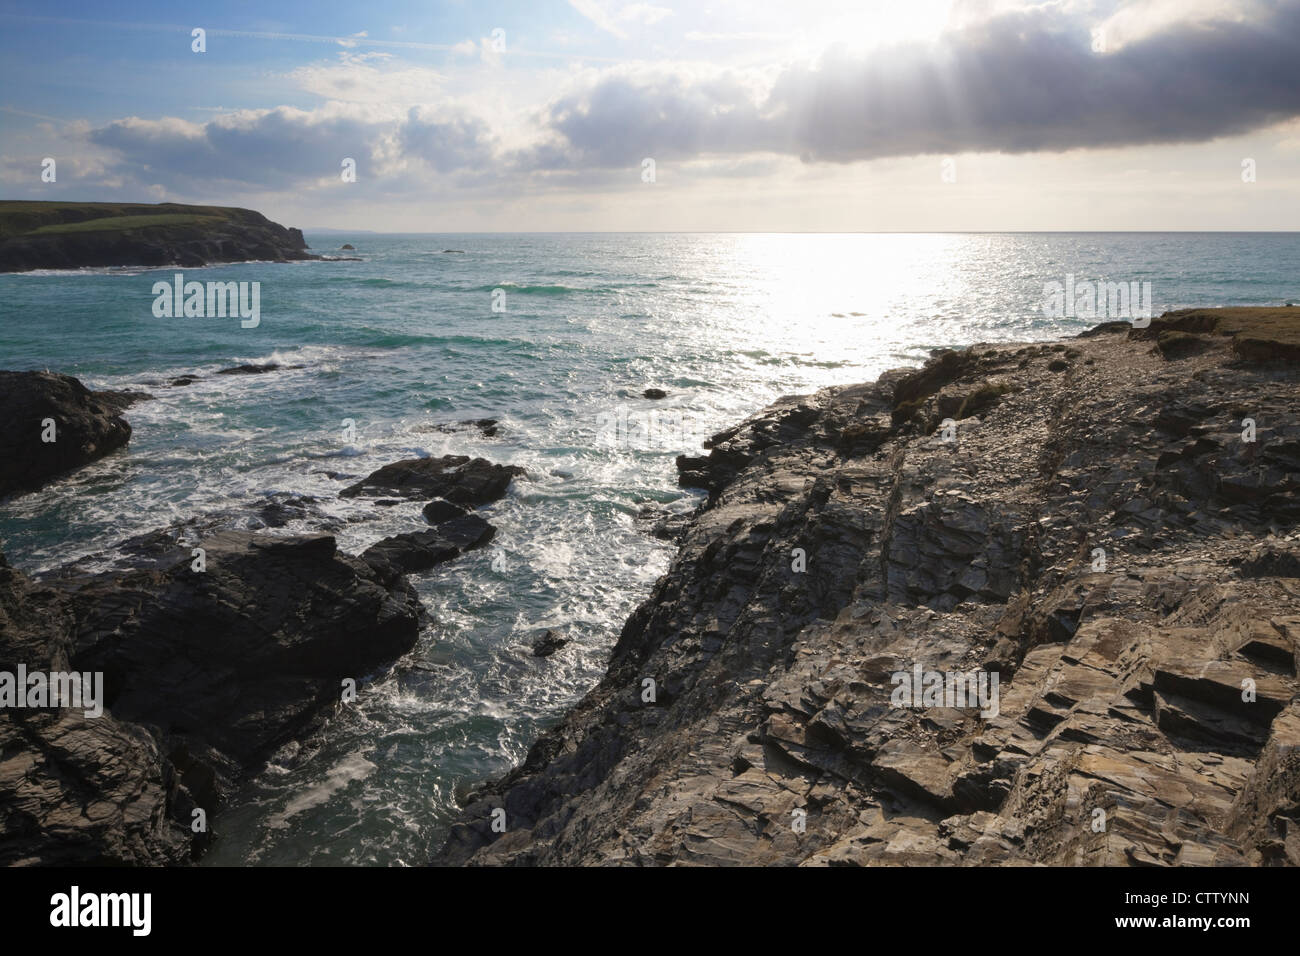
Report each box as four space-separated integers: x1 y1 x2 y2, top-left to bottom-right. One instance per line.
435 308 1300 866
4 306 1299 866
0 371 523 865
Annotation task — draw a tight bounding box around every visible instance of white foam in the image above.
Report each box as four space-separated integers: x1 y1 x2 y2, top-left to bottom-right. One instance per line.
265 752 377 830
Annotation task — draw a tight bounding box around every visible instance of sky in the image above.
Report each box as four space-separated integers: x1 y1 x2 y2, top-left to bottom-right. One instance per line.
1 0 1298 231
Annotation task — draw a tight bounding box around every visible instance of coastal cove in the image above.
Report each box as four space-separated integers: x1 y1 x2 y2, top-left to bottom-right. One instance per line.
2 232 1299 865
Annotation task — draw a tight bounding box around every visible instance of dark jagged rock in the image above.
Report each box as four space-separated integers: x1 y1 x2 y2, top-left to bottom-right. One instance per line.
215 362 303 376
256 494 321 529
94 389 154 411
340 244 355 250
340 455 525 506
0 370 132 499
435 311 1300 867
0 201 318 273
423 498 469 524
0 529 421 865
532 630 569 658
643 388 668 399
361 515 495 575
636 504 691 543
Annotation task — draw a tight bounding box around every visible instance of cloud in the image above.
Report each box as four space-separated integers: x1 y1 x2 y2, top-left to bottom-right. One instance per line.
620 4 673 26
534 0 1300 166
569 0 627 39
685 31 785 42
1095 0 1275 49
71 0 1300 198
287 53 446 105
520 67 777 169
399 107 498 173
87 103 493 190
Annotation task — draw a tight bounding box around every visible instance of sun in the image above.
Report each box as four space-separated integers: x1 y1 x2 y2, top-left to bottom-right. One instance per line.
819 0 956 50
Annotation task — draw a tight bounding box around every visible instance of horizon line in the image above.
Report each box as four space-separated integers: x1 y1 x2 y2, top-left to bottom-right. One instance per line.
299 229 1300 235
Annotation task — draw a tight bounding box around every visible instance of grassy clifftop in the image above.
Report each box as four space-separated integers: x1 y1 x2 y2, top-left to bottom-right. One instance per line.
1134 305 1300 361
0 201 315 271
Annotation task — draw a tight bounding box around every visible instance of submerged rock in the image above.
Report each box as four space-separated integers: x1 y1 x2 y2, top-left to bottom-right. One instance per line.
215 362 303 375
531 630 569 658
419 418 500 438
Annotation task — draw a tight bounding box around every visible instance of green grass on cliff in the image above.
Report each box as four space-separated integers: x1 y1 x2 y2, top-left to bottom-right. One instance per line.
1143 306 1300 362
1153 306 1300 346
0 201 252 240
29 213 222 235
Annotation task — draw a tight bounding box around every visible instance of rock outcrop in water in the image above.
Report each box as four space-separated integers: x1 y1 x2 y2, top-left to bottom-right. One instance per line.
0 529 422 865
346 456 524 579
0 358 528 864
362 514 497 577
0 201 317 273
341 455 526 506
0 370 133 499
436 308 1300 866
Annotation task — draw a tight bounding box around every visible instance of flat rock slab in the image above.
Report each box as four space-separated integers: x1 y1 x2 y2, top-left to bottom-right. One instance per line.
340 455 524 506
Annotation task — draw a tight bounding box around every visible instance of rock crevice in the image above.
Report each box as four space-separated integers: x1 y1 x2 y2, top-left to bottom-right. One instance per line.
435 320 1300 866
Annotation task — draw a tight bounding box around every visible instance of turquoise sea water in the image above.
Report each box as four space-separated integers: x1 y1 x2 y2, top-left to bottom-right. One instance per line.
1 232 1297 864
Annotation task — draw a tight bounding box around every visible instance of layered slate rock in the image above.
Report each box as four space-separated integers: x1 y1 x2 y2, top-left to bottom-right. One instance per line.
0 370 132 499
0 530 421 865
436 311 1300 867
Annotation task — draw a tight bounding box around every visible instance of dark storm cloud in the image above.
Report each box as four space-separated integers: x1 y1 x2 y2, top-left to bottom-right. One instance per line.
528 0 1300 167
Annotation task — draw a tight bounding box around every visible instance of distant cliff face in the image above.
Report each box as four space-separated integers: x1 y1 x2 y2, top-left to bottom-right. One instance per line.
0 201 317 272
436 311 1300 867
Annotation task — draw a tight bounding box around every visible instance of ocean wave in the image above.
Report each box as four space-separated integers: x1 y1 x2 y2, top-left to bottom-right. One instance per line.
467 282 585 296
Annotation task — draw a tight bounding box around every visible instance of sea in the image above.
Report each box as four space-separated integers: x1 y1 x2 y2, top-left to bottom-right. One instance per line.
1 231 1296 864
